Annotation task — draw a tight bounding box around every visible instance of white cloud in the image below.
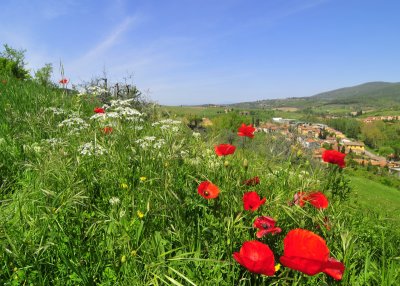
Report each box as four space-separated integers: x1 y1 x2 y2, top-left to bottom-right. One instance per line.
77 16 136 63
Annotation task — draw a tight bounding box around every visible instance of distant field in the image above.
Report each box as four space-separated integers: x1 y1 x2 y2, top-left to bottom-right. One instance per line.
273 107 299 112
349 176 400 223
161 105 226 118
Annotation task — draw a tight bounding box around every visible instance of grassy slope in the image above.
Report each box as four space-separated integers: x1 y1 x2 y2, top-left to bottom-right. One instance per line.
350 176 400 223
1 75 400 284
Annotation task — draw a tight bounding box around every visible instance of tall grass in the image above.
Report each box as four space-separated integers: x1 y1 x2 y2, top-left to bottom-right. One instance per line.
0 74 399 285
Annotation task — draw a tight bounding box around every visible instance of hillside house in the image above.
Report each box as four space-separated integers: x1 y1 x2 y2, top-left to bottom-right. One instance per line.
303 138 320 149
258 123 280 133
297 125 320 138
344 141 365 154
389 167 400 178
354 159 387 167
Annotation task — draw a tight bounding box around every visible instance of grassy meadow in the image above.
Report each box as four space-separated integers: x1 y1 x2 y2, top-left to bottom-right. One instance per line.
1 73 400 285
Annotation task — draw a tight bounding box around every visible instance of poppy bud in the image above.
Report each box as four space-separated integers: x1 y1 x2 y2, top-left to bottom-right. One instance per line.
224 160 230 167
121 255 126 263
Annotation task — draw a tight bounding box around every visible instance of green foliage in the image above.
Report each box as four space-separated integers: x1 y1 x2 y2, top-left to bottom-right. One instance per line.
211 112 250 133
0 44 30 79
1 70 400 285
34 63 53 86
324 118 361 139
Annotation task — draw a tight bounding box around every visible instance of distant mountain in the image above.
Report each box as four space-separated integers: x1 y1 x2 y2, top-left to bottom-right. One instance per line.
230 81 400 111
311 82 400 101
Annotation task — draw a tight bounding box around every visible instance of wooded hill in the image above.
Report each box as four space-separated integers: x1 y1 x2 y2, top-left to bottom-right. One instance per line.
230 81 400 111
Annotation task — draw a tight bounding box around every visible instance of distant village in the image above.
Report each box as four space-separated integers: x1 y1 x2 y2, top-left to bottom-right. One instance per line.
257 117 400 177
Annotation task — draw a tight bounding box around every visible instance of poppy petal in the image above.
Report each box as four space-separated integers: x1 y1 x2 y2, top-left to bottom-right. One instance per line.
322 258 345 280
305 192 329 209
233 240 275 276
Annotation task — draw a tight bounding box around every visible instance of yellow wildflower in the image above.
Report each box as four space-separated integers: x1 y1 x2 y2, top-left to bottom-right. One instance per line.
275 263 281 272
131 250 137 257
139 177 147 182
120 183 128 189
137 210 144 219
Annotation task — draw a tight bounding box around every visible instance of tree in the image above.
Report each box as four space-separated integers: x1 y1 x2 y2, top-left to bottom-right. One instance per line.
361 121 387 149
34 63 53 86
0 44 30 79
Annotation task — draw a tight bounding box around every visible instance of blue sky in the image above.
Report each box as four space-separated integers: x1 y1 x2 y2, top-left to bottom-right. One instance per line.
1 0 400 105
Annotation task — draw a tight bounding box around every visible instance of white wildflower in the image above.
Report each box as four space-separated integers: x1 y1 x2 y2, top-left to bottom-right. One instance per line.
45 107 66 115
90 113 106 120
109 197 121 206
59 117 89 129
119 209 126 218
143 136 156 142
42 138 63 146
78 142 107 156
192 132 201 138
114 106 142 116
152 119 181 127
133 126 143 131
153 139 165 149
110 98 135 107
105 112 120 119
159 119 181 125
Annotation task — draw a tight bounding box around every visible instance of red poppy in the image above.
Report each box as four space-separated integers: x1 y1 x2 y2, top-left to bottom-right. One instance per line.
59 78 69 85
94 107 105 113
280 229 345 280
197 181 220 199
243 191 266 211
233 240 275 276
322 149 346 168
253 216 282 238
242 176 260 186
238 123 256 138
102 126 113 134
304 192 329 209
292 191 328 209
214 144 236 156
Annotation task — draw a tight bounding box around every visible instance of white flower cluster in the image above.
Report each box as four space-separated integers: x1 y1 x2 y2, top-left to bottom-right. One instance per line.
109 197 121 206
152 119 181 126
132 126 144 131
110 98 135 107
90 112 120 121
45 107 66 115
58 117 89 134
78 142 107 156
42 138 63 146
114 107 143 122
135 136 166 150
192 132 201 138
89 101 143 122
87 86 108 95
152 119 181 132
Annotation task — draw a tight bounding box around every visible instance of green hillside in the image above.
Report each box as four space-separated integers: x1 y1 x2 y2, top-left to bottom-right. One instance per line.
230 81 400 112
